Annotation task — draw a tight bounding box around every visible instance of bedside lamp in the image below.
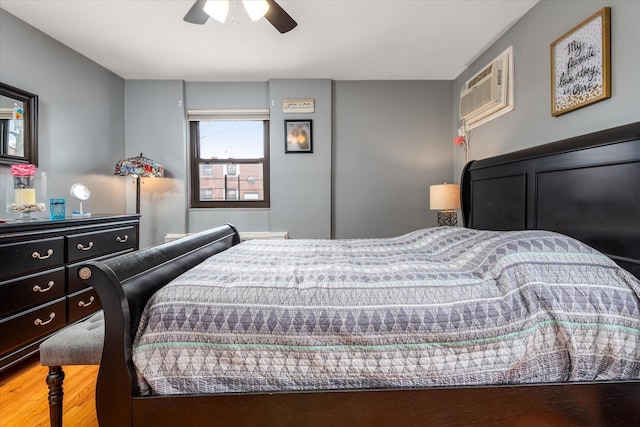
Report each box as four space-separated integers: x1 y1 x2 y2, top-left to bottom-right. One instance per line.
114 153 164 214
430 183 460 226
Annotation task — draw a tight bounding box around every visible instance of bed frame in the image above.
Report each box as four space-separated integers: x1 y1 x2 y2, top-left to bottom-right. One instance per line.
81 121 640 426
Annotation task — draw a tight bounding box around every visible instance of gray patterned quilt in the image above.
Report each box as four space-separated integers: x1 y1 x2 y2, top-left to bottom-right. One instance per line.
132 227 640 395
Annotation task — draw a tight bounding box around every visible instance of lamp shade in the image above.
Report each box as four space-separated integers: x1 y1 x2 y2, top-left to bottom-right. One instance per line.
430 183 460 211
204 0 229 23
114 153 164 215
114 153 164 178
243 0 269 21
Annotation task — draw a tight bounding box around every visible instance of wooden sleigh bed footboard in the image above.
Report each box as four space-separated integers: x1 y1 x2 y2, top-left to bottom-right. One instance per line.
79 225 241 426
81 122 640 427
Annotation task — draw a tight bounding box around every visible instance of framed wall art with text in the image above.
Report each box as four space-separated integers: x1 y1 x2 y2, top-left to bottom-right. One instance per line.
550 7 611 117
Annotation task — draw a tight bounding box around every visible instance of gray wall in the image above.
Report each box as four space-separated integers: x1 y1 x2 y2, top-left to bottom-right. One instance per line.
124 80 187 248
268 79 332 239
453 0 640 179
333 81 453 238
0 9 126 218
138 79 449 241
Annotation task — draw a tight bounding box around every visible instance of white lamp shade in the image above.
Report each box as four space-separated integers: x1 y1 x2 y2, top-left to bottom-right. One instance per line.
243 0 270 21
430 184 461 211
204 0 229 23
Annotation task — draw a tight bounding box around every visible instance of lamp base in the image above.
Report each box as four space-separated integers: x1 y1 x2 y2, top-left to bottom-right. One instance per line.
437 211 457 227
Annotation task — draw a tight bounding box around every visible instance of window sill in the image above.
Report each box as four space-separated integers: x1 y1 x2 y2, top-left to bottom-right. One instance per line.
188 207 271 212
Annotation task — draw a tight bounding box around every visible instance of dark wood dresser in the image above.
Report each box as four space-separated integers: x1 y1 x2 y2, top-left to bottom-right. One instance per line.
0 214 140 372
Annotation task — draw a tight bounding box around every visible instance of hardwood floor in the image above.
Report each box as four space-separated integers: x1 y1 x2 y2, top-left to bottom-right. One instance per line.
0 356 98 427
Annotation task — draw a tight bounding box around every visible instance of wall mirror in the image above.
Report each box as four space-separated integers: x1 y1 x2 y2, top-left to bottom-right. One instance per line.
0 82 38 166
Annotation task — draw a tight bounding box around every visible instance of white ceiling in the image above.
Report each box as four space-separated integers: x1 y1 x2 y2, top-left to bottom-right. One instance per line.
0 0 538 81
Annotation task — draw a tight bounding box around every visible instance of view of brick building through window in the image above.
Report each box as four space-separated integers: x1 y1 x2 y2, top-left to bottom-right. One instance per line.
199 162 264 201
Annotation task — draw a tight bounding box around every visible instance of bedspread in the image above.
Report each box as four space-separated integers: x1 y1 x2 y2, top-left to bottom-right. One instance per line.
132 227 640 395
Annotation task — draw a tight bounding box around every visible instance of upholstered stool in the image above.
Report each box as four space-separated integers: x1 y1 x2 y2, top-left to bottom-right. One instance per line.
39 311 104 427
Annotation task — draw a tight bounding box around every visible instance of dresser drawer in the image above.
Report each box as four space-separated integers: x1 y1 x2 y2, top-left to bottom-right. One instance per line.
0 298 66 357
0 268 65 317
68 288 102 324
67 226 137 263
0 237 65 280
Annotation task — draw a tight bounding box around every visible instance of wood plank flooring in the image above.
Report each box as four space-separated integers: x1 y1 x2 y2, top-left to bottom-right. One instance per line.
0 356 98 427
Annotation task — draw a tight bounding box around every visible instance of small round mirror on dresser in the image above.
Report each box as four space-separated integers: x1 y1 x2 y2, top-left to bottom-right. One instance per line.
69 183 91 218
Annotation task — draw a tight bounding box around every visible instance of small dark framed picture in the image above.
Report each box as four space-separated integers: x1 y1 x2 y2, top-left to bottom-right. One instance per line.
285 120 312 153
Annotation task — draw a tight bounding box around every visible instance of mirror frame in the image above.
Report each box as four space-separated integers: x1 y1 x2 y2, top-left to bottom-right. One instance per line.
0 82 38 166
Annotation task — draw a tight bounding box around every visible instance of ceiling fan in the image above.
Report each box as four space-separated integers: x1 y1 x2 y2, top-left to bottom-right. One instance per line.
184 0 297 34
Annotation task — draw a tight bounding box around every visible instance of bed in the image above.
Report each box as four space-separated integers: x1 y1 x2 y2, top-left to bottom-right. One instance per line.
81 121 639 426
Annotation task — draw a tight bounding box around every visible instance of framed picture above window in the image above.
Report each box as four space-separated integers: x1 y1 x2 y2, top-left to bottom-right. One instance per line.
285 120 312 153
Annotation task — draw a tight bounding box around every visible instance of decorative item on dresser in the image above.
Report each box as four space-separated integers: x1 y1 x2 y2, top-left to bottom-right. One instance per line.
68 183 91 218
5 164 47 221
0 214 139 372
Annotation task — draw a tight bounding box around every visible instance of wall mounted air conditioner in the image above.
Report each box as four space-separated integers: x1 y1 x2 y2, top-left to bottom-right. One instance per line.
459 47 513 128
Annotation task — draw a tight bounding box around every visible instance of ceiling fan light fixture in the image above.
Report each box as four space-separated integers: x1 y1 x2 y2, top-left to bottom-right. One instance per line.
203 0 229 23
184 0 296 33
243 0 270 21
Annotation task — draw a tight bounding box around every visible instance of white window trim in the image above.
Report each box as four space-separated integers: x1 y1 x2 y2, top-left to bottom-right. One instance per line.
188 109 270 121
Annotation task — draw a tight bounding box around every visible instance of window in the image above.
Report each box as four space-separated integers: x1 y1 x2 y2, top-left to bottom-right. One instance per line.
201 164 213 177
189 111 269 208
200 188 214 200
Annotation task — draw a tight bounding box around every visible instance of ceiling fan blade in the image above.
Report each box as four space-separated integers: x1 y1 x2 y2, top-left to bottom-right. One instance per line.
184 0 209 25
264 0 297 34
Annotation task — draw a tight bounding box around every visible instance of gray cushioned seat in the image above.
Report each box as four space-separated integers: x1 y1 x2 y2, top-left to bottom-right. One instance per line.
39 311 104 366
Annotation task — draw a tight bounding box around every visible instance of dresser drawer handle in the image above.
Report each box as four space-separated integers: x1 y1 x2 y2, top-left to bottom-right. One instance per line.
33 281 55 293
32 249 54 260
78 296 95 307
116 235 129 243
77 242 94 251
34 312 56 326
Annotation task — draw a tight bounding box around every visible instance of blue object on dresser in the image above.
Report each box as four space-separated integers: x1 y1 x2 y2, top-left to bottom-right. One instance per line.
49 198 65 220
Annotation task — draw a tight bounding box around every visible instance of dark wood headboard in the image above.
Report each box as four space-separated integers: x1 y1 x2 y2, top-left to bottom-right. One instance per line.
461 121 640 279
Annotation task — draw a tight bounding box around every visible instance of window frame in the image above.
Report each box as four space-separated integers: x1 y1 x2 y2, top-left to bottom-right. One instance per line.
189 118 270 209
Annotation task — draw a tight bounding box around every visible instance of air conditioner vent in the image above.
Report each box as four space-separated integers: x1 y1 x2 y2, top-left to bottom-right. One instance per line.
459 47 513 128
468 64 493 88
